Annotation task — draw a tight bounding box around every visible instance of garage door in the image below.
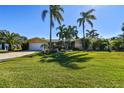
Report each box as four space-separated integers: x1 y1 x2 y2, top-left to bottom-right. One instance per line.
29 43 43 51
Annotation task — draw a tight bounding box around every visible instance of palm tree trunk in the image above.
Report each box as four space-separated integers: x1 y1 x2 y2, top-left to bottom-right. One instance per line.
49 6 52 51
122 31 124 48
82 22 85 50
2 43 5 50
9 43 12 51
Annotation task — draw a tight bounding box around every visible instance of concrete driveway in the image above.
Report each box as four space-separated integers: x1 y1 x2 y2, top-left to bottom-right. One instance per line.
0 51 36 61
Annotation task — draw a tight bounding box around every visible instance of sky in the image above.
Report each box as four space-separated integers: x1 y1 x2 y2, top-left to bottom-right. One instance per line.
0 5 124 39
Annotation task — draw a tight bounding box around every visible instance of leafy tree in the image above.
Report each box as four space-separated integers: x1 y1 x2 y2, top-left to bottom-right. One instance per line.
92 38 111 51
111 34 124 51
42 5 64 50
77 9 96 49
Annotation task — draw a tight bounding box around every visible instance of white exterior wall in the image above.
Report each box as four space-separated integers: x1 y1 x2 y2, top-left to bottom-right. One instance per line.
29 43 44 51
75 40 82 50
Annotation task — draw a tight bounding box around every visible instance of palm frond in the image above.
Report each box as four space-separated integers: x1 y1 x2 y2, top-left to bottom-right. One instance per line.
77 18 83 27
87 15 96 20
86 9 95 14
41 10 48 21
87 20 93 28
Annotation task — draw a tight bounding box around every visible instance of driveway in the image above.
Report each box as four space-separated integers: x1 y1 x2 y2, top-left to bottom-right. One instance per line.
0 51 36 61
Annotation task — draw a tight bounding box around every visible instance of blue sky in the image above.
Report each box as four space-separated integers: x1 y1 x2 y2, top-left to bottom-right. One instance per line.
0 5 124 39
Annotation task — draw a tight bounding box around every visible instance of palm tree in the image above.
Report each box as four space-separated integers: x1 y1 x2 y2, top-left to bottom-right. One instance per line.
121 22 124 46
64 25 78 49
77 9 96 49
0 30 27 51
42 5 64 50
0 31 5 50
85 29 99 50
56 24 66 48
86 29 99 38
56 24 66 41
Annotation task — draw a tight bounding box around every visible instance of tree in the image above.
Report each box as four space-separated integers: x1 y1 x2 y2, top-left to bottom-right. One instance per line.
77 9 96 50
56 24 66 41
111 34 124 51
42 5 64 50
121 22 124 48
56 24 66 48
0 32 5 50
0 30 27 51
64 25 78 49
86 29 99 38
85 29 99 50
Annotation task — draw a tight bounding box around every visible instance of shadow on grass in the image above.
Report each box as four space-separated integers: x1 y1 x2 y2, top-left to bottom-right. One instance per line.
40 52 93 70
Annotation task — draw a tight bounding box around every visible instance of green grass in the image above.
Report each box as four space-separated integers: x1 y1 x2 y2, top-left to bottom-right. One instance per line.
0 50 7 53
0 51 124 88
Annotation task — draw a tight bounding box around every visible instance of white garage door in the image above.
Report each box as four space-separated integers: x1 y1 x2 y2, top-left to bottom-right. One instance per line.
29 43 43 51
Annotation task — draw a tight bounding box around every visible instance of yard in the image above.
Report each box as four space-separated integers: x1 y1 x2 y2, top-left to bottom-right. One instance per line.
0 51 124 88
0 50 7 53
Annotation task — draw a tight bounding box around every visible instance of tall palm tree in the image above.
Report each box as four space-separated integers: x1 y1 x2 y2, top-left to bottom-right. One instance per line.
42 5 64 50
77 9 96 49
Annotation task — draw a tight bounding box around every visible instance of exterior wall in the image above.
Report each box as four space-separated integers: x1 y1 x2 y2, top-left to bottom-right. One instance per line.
0 44 2 50
29 43 44 51
0 43 9 50
75 39 82 50
4 44 9 50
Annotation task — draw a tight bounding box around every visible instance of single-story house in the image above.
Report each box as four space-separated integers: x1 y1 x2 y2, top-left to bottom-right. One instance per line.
0 37 83 51
28 38 83 51
28 37 48 51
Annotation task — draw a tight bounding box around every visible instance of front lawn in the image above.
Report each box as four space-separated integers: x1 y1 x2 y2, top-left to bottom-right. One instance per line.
0 50 8 53
0 51 124 88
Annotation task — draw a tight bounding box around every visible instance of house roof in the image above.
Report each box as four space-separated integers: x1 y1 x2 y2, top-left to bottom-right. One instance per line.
28 37 48 43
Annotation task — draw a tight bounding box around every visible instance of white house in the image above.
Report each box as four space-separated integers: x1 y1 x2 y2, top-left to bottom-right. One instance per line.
28 37 48 51
28 38 83 51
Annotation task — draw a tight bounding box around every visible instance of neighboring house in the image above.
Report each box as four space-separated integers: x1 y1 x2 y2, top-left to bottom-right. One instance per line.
75 39 83 50
0 43 9 50
51 39 59 46
28 37 48 51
